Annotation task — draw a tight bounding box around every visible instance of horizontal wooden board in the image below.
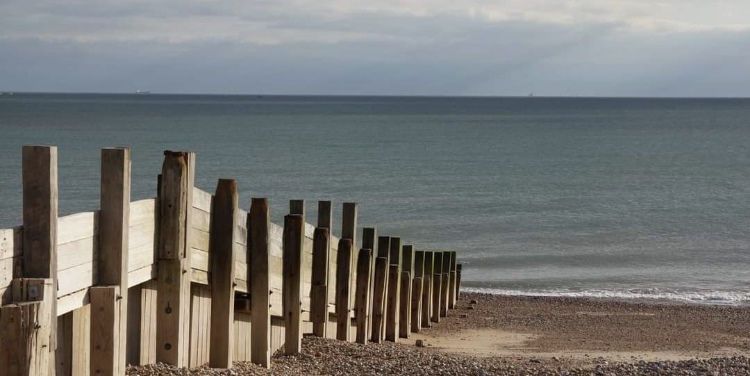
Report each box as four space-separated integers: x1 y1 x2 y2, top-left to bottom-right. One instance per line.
192 187 212 213
0 226 22 260
191 207 211 233
269 223 283 258
192 269 209 286
0 257 15 291
234 242 247 264
58 261 97 296
190 228 210 253
129 199 156 226
129 243 156 272
57 235 98 271
191 248 209 273
128 265 155 288
57 288 89 316
58 211 98 245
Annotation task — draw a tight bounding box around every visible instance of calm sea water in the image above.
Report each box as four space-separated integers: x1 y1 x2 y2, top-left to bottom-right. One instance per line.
1 93 749 305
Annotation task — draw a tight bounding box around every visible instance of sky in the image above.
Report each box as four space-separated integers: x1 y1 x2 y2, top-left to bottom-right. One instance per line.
1 0 749 97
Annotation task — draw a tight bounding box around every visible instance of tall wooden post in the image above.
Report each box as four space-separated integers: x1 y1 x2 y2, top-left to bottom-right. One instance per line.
156 151 194 367
311 201 332 338
421 252 433 328
91 147 131 376
399 245 414 338
282 214 304 354
411 251 425 333
208 179 238 368
370 256 387 343
440 251 451 317
249 198 271 368
361 228 377 341
449 251 457 309
456 263 463 300
431 252 442 323
385 237 402 341
354 248 372 344
376 237 390 339
335 239 353 341
0 146 59 375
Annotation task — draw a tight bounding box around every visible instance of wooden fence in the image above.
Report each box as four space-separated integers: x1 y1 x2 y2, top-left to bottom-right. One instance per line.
0 146 463 376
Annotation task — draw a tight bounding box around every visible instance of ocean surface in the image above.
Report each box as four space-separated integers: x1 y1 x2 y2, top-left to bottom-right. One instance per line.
1 93 749 305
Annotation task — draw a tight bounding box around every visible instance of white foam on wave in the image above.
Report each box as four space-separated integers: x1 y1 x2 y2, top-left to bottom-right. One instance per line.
462 287 750 306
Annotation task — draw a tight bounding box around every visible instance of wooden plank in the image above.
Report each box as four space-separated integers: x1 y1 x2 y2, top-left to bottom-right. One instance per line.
188 284 211 367
128 265 155 288
317 201 332 230
56 311 72 376
0 226 23 261
21 145 58 373
249 198 271 368
56 289 89 317
156 151 194 367
421 274 432 328
432 252 442 323
310 228 330 337
139 280 158 365
370 256 387 343
385 265 399 342
282 214 304 354
341 202 357 246
440 251 451 317
449 251 457 308
189 228 210 253
399 271 411 339
456 263 463 300
57 212 97 245
354 248 372 344
191 207 211 233
90 286 121 376
335 238 353 341
209 179 237 368
192 187 212 213
3 278 54 375
57 235 98 272
126 285 143 366
129 199 156 226
412 251 425 333
361 228 377 341
400 245 414 338
57 262 96 297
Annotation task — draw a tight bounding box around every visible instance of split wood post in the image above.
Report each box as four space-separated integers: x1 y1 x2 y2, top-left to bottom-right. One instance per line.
310 228 330 338
208 179 238 368
342 202 358 339
91 147 131 376
0 146 58 375
385 237 402 341
370 257 388 343
399 245 414 338
449 251 457 309
249 198 271 368
335 239 353 341
398 271 411 339
431 252 443 323
421 252 434 328
375 236 390 339
354 248 372 344
385 265 400 342
282 213 304 354
456 264 463 300
361 228 377 340
156 151 195 367
411 251 425 333
440 251 451 317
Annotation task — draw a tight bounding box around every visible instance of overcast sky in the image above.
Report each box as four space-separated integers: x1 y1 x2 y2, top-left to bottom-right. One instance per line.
1 0 749 96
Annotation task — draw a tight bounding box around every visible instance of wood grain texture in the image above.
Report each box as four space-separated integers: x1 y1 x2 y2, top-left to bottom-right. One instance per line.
385 265 399 342
249 198 271 368
370 256 388 344
354 248 372 344
310 227 330 338
282 214 304 355
411 277 422 333
398 271 411 339
335 238 353 341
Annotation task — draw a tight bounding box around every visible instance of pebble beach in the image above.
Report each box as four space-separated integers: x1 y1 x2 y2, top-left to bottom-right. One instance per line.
127 292 750 375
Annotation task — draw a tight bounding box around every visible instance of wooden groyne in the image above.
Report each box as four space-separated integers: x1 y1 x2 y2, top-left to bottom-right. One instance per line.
0 146 463 375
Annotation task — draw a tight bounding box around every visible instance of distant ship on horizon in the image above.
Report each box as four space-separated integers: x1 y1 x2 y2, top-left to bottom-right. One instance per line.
134 90 151 94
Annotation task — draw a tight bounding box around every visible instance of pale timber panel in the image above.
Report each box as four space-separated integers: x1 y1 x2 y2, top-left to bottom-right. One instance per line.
270 318 285 355
189 284 211 367
58 212 98 245
129 199 156 226
0 226 22 302
191 207 210 233
233 312 252 361
192 187 212 213
190 228 210 253
328 242 339 314
128 265 156 288
128 200 156 273
58 260 97 297
57 289 89 316
0 226 23 260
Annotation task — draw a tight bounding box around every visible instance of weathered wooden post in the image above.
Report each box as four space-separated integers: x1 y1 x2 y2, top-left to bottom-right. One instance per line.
385 237 402 341
91 147 131 376
449 251 457 309
249 198 271 368
431 252 443 323
341 202 358 340
354 248 372 344
311 201 332 338
399 245 414 338
283 212 304 354
376 236 390 339
208 179 238 368
370 256 388 343
156 151 195 367
411 250 425 333
361 228 377 341
336 239 353 341
441 251 451 317
421 251 434 328
456 263 463 300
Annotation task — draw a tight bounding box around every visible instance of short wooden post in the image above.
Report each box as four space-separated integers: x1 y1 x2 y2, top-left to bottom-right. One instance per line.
398 271 411 339
421 252 433 328
440 251 451 317
208 179 238 368
156 151 195 367
385 237 402 341
91 147 131 376
385 265 400 342
290 199 305 217
310 228 330 338
317 201 333 230
376 236 390 339
341 203 358 246
370 257 387 343
411 251 425 333
456 264 463 300
449 251 457 309
249 198 271 367
431 252 442 323
335 239 353 341
399 245 414 338
354 248 372 344
361 228 377 341
3 145 59 375
282 214 304 354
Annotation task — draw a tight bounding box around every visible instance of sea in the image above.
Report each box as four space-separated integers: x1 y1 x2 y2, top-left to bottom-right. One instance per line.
1 93 749 306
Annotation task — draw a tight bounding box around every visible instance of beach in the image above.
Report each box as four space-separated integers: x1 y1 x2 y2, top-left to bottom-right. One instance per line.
127 292 750 375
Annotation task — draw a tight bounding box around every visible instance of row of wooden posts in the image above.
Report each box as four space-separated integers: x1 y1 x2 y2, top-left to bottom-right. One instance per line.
0 146 463 376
